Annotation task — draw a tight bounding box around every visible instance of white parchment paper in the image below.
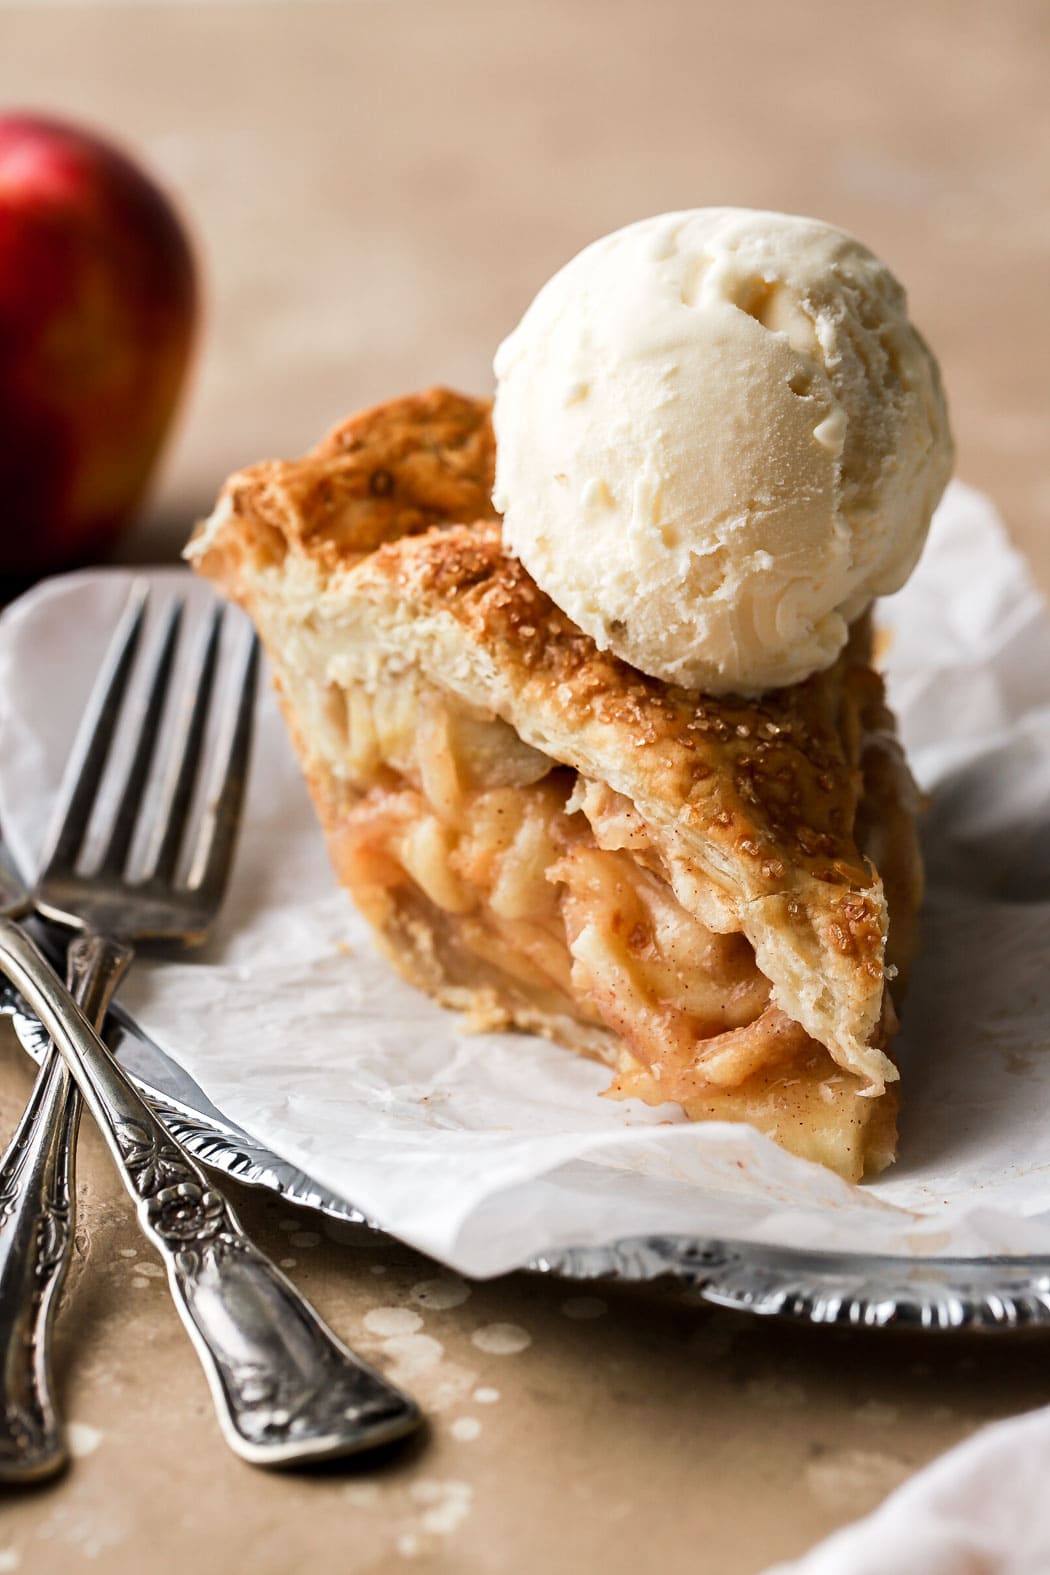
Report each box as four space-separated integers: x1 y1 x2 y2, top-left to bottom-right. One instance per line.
2 481 1049 1278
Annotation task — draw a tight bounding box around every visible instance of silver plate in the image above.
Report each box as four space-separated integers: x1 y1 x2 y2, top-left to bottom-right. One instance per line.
5 979 1050 1335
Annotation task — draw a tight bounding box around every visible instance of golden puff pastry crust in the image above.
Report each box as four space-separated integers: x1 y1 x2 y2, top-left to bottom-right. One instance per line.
188 388 922 1182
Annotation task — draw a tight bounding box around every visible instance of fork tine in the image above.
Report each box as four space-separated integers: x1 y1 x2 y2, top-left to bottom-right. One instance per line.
189 631 260 902
148 604 224 885
39 582 150 881
97 598 184 878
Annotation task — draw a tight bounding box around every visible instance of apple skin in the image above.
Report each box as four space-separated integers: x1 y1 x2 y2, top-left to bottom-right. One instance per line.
0 113 198 579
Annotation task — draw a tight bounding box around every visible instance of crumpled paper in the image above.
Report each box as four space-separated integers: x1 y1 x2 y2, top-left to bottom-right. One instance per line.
1 481 1049 1278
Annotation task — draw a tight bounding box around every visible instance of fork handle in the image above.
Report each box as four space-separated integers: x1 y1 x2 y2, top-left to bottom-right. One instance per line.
0 921 129 1484
0 926 420 1468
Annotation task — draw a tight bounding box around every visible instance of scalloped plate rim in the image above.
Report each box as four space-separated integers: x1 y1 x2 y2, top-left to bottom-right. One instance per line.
6 989 1050 1335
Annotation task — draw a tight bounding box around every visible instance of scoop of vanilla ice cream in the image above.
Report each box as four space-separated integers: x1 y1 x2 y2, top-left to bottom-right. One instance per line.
492 208 952 694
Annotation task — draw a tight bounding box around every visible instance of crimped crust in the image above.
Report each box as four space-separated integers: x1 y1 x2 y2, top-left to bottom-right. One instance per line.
193 388 496 575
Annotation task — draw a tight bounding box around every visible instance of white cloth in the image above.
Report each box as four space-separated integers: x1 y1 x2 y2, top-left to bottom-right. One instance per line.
768 1405 1050 1574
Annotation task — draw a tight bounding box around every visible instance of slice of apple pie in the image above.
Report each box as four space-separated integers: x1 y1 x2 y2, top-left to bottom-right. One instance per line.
188 388 922 1182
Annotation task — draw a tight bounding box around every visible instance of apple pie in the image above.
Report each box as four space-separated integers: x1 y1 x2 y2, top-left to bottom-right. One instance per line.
188 388 922 1182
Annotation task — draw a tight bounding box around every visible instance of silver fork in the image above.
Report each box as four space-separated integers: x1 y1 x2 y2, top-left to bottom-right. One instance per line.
0 582 420 1480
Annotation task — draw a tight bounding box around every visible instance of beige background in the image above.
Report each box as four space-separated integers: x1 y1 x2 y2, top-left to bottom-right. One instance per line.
2 2 1050 1572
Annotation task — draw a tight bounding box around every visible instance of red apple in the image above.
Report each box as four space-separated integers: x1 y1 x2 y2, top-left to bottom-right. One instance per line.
0 113 198 579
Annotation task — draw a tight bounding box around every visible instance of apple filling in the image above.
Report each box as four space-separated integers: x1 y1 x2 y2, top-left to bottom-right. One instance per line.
303 673 895 1177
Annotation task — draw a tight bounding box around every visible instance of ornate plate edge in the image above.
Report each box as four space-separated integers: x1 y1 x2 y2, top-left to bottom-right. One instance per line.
7 994 1050 1334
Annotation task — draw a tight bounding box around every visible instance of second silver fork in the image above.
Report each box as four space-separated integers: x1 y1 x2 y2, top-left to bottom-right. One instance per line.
0 583 420 1480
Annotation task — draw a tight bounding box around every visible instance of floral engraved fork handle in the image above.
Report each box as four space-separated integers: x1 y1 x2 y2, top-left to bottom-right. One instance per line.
0 922 128 1484
0 924 421 1468
0 1049 78 1482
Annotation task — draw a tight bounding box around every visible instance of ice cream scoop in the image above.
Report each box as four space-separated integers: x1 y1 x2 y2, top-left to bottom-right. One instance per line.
492 208 952 695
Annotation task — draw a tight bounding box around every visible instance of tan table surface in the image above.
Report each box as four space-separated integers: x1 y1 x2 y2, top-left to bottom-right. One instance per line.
2 3 1049 1572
